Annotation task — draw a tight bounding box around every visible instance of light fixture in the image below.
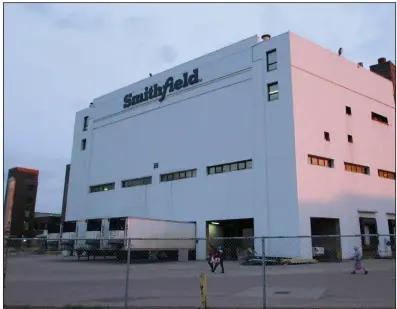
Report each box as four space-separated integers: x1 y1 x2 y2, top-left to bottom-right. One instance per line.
211 222 219 225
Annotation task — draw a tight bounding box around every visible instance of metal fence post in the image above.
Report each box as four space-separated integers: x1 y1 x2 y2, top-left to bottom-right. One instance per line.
261 237 266 309
124 238 131 308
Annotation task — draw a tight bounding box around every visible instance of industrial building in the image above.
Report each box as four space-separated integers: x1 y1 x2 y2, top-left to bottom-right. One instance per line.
66 32 395 260
5 167 39 238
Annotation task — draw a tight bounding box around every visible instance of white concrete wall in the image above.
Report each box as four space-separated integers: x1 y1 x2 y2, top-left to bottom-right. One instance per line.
66 33 301 259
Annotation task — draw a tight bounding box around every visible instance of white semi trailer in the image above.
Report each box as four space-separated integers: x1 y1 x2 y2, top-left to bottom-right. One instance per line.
61 220 87 251
107 217 197 262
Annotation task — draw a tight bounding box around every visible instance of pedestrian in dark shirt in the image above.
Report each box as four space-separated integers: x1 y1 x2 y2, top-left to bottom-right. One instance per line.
212 246 225 274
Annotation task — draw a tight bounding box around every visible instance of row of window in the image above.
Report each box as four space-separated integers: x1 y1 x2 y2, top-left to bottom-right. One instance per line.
308 154 395 179
89 159 253 193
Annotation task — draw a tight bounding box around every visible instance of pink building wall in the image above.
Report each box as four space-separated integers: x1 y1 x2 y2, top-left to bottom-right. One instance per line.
289 33 395 256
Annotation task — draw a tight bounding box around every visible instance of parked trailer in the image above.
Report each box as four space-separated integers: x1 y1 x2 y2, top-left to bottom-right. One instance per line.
61 220 86 256
73 217 196 262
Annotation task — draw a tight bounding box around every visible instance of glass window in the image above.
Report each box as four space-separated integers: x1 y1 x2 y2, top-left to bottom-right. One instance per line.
246 160 252 169
81 139 87 151
24 221 29 230
266 50 277 71
268 82 279 101
25 210 30 217
215 166 222 173
192 169 197 177
208 167 215 174
222 165 230 172
231 163 238 171
238 162 246 170
185 171 191 178
174 173 180 180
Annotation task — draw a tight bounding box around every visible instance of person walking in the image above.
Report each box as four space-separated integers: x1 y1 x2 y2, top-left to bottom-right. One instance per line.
351 246 368 275
207 244 216 272
212 246 225 274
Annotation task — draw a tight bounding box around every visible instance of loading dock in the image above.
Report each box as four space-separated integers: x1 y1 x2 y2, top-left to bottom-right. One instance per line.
310 217 341 262
206 218 254 260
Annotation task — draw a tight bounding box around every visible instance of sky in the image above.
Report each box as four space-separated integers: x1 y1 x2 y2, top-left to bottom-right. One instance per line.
4 3 396 213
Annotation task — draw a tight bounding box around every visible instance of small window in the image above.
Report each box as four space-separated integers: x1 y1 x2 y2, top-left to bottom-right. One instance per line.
89 182 115 193
160 169 197 182
83 116 89 131
266 49 277 71
371 112 388 125
346 106 352 115
347 135 353 143
222 165 230 172
267 82 279 101
27 184 35 191
230 163 238 171
26 197 33 204
25 210 30 217
81 139 87 151
344 162 370 175
324 132 330 141
24 221 29 230
378 169 396 180
121 177 152 188
308 155 334 168
207 159 252 175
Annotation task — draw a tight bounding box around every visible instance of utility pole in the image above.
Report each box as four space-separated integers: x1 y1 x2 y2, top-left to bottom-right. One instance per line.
4 177 16 289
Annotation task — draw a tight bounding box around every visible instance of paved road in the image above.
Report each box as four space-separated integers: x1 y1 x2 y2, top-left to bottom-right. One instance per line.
4 255 395 308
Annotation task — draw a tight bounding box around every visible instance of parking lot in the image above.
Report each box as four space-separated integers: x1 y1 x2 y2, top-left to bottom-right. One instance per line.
4 254 396 308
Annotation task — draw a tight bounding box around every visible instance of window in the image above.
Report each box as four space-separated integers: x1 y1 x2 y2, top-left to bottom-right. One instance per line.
160 169 197 182
207 159 253 175
267 82 279 101
27 184 35 191
347 135 353 143
122 176 152 188
83 116 89 131
378 169 396 180
371 112 388 125
344 162 370 175
81 139 87 151
26 197 33 204
324 132 330 141
24 210 30 217
308 155 334 168
346 106 352 115
24 221 29 230
266 49 277 71
89 182 115 193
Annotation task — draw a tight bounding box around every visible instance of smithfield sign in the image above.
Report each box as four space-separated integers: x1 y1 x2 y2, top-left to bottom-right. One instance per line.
123 68 201 109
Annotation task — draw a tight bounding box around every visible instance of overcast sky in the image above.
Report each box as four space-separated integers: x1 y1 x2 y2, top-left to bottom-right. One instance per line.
4 3 395 213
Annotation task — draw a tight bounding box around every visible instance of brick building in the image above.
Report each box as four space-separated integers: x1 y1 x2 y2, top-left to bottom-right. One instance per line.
5 167 39 237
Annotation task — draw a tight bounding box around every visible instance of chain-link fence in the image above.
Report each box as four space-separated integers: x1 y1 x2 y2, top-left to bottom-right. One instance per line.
4 234 395 308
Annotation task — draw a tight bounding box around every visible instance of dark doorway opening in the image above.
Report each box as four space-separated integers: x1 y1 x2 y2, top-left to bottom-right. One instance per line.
206 218 254 261
359 217 378 258
310 217 341 262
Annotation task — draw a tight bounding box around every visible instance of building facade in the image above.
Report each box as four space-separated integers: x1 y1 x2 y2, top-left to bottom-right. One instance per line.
5 167 39 238
66 32 395 259
34 212 61 236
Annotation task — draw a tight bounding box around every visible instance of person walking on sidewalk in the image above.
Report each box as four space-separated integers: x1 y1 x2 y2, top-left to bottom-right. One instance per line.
351 246 368 275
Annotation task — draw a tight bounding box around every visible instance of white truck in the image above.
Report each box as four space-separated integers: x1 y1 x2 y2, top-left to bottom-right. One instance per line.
107 217 196 262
